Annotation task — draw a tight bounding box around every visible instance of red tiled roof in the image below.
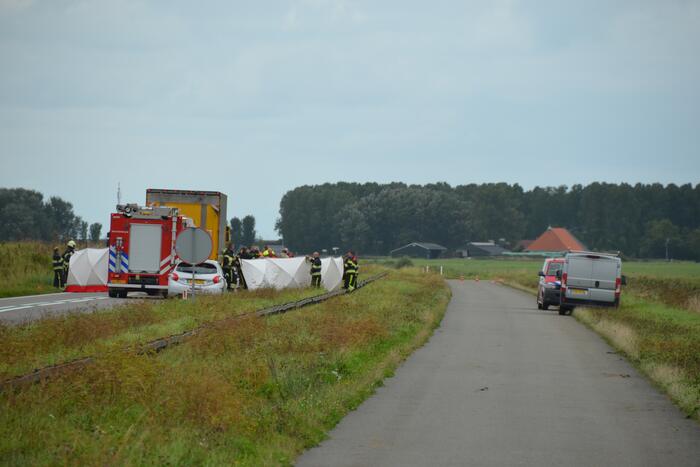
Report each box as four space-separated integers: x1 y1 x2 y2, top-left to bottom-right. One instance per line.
525 227 585 252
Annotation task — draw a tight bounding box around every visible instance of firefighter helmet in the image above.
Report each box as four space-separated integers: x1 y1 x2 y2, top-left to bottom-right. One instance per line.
67 240 76 248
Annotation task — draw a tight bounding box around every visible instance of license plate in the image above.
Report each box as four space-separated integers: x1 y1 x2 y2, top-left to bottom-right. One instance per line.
111 279 127 284
195 279 206 285
571 288 587 295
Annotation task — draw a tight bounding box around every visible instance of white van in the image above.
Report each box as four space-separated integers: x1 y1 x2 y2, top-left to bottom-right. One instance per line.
558 251 625 315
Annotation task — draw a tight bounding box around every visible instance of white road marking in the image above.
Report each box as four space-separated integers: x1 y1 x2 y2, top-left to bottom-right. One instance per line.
0 292 71 302
0 296 111 314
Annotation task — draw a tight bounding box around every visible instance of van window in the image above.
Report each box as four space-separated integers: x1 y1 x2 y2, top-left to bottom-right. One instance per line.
546 262 563 275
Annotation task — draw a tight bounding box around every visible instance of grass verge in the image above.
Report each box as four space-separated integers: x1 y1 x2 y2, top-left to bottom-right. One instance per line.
0 286 333 381
574 298 700 420
0 267 450 465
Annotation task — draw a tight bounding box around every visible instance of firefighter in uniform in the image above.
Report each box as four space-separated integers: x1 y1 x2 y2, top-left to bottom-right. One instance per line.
62 240 76 285
52 247 64 288
343 251 358 291
222 245 236 290
308 251 322 288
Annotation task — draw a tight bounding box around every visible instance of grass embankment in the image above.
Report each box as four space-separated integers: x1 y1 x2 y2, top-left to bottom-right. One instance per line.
0 242 57 298
1 267 450 465
0 286 324 381
383 257 700 420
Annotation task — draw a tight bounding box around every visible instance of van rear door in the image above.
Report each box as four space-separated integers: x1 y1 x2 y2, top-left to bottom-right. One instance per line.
588 256 618 303
566 254 618 304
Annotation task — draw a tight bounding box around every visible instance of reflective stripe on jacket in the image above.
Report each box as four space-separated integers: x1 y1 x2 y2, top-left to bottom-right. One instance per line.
344 258 358 274
310 258 322 276
62 249 74 269
223 252 235 268
53 254 63 271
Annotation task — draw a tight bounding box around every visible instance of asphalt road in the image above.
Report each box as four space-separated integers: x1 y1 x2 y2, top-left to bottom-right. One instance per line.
0 292 136 325
297 280 700 467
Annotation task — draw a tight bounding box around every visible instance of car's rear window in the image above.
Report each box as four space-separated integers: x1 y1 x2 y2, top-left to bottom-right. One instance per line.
176 262 217 274
546 262 563 275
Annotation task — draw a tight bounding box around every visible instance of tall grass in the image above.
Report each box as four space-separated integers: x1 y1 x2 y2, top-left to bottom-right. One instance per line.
0 242 57 297
0 268 450 465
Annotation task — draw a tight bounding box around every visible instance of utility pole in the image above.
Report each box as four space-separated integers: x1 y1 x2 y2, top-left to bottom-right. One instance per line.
117 182 121 206
665 237 670 262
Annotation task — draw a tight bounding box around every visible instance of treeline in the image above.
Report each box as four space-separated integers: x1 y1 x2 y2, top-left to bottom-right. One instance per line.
0 188 102 243
276 182 700 260
229 215 258 247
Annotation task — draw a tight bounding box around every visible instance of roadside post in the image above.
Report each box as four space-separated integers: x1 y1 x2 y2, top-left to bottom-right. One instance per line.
175 227 212 301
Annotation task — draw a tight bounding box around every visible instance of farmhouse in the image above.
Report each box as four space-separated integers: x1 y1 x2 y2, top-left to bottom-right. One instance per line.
390 242 447 259
525 227 585 253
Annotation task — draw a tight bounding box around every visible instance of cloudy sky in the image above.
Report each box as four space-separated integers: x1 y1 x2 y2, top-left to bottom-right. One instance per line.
1 0 699 238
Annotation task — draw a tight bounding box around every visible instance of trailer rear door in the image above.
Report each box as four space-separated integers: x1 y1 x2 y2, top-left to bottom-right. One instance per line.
128 223 162 273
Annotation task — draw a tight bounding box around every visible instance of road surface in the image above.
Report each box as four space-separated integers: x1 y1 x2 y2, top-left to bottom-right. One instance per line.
0 292 133 325
297 280 700 467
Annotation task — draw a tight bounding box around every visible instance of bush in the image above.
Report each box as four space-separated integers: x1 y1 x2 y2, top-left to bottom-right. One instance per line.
395 256 414 269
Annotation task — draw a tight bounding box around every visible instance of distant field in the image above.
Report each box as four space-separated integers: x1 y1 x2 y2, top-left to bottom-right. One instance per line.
374 257 700 280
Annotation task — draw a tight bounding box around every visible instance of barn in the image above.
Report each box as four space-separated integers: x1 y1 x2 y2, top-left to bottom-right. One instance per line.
390 242 447 259
456 242 509 258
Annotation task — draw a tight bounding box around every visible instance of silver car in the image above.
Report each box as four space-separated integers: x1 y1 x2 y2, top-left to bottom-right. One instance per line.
168 260 227 297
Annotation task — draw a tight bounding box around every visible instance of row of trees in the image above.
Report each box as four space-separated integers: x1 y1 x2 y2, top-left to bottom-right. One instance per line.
0 188 102 243
229 215 257 247
275 182 700 260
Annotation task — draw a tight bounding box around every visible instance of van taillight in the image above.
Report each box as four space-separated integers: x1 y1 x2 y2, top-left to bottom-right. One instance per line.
562 272 567 286
615 277 621 296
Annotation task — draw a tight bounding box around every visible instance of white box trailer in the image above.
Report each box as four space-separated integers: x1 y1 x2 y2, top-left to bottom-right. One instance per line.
560 251 625 313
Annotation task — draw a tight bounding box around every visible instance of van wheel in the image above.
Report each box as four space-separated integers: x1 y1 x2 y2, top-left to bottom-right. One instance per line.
108 289 118 298
558 307 567 315
118 290 128 299
542 303 549 311
537 301 543 310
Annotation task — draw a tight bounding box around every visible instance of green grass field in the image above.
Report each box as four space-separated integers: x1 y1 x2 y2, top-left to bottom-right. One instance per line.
375 257 700 420
0 267 450 465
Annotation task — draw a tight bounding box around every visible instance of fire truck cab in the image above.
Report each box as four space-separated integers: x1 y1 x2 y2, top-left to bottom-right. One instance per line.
107 204 188 298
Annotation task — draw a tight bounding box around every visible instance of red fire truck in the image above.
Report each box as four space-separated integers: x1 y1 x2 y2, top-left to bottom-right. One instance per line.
107 204 189 298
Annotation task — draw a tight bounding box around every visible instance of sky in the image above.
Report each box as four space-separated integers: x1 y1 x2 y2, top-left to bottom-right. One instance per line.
1 0 699 238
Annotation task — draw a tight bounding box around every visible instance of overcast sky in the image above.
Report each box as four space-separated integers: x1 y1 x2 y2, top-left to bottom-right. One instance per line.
1 0 699 238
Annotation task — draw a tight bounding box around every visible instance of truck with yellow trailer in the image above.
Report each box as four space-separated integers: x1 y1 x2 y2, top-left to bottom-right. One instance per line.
145 189 230 261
